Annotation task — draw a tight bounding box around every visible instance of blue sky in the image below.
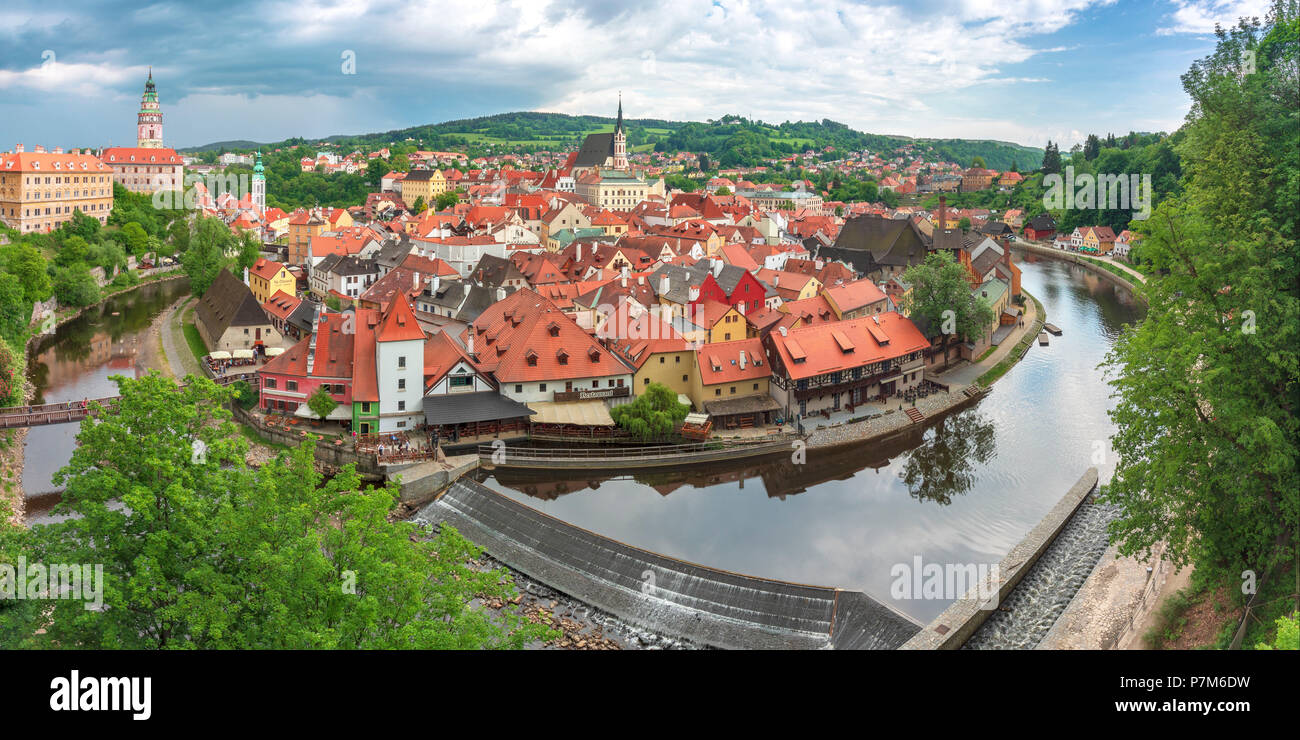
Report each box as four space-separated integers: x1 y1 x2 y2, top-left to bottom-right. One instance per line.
0 0 1276 151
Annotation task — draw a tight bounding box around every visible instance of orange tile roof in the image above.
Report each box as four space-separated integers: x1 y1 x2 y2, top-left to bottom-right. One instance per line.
767 311 928 381
376 293 425 343
697 338 770 385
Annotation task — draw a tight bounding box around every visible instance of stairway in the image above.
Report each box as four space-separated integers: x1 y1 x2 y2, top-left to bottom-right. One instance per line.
904 407 925 424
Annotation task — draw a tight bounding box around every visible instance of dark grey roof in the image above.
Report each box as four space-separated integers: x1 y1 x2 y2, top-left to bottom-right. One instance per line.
195 268 268 336
329 255 377 276
823 214 931 274
423 392 533 425
714 263 749 294
375 238 412 271
470 254 525 288
1025 213 1056 230
287 299 319 334
573 132 615 168
455 284 514 324
650 263 709 304
978 220 1013 236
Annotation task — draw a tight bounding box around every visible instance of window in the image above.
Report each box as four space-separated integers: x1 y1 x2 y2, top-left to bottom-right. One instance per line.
450 375 472 389
515 384 523 393
659 356 664 364
682 375 688 382
644 378 651 386
286 381 298 392
264 378 277 389
397 356 406 369
398 378 406 390
592 380 599 388
397 421 406 428
539 383 547 392
730 386 736 394
398 400 405 411
715 388 721 396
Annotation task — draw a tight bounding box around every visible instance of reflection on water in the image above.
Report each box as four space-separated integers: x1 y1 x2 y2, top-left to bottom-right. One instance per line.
21 279 190 502
478 257 1144 622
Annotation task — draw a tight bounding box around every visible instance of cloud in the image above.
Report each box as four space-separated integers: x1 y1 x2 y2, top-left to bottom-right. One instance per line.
1156 0 1273 35
0 0 1201 148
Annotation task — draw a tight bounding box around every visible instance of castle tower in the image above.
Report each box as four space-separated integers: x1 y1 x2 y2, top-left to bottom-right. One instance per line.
612 93 628 171
137 69 164 148
252 150 266 214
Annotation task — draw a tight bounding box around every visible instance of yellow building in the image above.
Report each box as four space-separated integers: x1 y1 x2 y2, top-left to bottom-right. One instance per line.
606 311 696 401
399 169 447 206
575 168 651 212
0 147 114 234
690 337 777 428
248 258 297 304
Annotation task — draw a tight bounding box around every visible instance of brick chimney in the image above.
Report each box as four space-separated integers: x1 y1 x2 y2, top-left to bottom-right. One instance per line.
14 144 23 153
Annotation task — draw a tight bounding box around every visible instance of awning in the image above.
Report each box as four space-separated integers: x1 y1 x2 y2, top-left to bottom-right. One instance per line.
528 400 615 427
233 349 255 359
423 392 533 426
880 374 905 383
209 351 231 360
294 403 352 421
265 347 285 357
683 412 710 425
677 393 692 409
703 395 781 417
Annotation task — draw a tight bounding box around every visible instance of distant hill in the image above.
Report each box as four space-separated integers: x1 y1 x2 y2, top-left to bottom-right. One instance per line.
184 111 1043 171
178 140 264 153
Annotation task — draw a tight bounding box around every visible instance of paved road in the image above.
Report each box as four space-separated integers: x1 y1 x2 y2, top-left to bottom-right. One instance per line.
933 289 1040 388
1012 237 1147 283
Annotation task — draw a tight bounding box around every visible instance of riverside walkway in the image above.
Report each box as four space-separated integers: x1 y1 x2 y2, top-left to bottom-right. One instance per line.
477 437 795 470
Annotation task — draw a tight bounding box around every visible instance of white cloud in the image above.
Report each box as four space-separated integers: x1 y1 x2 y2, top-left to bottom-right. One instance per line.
1157 0 1273 35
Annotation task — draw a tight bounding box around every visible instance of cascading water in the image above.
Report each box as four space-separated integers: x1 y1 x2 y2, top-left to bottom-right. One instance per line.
963 500 1121 649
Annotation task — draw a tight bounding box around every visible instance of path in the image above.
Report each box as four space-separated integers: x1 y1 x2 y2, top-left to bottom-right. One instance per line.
933 289 1039 388
160 296 200 379
1012 237 1148 284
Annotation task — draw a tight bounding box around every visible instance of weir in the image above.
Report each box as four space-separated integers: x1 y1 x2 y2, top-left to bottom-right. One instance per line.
416 478 922 650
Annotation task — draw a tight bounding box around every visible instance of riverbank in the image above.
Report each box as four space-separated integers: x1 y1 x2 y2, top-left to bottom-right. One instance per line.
4 274 191 523
803 287 1042 452
1013 240 1146 295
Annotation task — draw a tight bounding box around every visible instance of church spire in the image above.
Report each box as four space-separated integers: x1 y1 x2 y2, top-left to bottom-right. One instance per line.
616 92 623 134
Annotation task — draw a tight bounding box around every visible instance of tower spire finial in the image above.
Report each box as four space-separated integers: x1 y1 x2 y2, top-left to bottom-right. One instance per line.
616 91 623 134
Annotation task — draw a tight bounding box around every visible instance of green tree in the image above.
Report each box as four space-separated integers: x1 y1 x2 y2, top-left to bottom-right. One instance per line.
1255 612 1299 650
54 235 91 267
12 373 554 649
366 157 393 184
610 382 689 440
0 242 52 303
306 384 339 421
0 273 28 341
51 264 100 307
1100 6 1299 585
715 185 732 196
957 216 972 230
435 191 460 211
235 230 261 273
1041 141 1062 175
411 196 427 214
901 251 993 369
183 217 231 296
971 156 986 168
121 221 149 258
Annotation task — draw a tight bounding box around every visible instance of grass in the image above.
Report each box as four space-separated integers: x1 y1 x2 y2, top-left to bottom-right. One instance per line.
181 312 208 364
1144 585 1201 649
976 290 1045 388
1080 255 1143 285
975 345 999 363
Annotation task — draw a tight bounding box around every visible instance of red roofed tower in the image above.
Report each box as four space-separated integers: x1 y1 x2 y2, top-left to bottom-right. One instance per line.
375 293 425 431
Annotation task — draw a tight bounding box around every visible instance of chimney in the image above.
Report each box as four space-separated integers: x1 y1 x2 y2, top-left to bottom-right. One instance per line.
467 333 475 357
938 195 947 234
737 302 746 316
739 350 746 369
773 275 779 287
33 145 45 153
688 286 700 302
621 265 629 288
659 274 669 295
497 287 506 302
576 243 582 260
53 146 63 154
432 275 440 294
413 271 420 291
778 325 787 336
243 266 250 284
637 275 645 285
14 144 23 153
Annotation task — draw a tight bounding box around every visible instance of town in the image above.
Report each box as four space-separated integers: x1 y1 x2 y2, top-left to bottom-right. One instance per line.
0 0 1295 687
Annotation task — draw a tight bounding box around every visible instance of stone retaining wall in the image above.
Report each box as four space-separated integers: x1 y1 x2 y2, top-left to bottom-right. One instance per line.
901 467 1100 649
1014 242 1142 295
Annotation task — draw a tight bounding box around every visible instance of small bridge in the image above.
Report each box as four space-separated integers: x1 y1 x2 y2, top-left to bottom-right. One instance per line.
0 373 257 429
477 437 795 470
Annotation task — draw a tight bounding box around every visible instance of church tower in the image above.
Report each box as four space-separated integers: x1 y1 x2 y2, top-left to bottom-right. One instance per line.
137 69 164 148
612 94 628 171
252 150 266 214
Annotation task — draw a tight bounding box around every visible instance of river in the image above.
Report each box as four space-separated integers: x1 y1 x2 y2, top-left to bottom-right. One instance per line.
21 278 191 520
475 254 1145 624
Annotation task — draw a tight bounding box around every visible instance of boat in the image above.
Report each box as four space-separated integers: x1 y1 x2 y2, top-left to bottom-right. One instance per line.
1038 331 1050 346
1044 323 1063 335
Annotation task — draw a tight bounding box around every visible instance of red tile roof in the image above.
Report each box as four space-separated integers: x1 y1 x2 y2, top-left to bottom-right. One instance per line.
767 311 928 380
376 293 425 343
697 338 770 385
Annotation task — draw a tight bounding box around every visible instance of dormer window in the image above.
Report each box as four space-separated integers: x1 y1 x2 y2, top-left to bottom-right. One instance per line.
525 349 538 366
547 322 560 337
588 348 601 362
557 349 569 365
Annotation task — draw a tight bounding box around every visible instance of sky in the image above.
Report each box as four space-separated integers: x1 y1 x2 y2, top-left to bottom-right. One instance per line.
0 0 1278 151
